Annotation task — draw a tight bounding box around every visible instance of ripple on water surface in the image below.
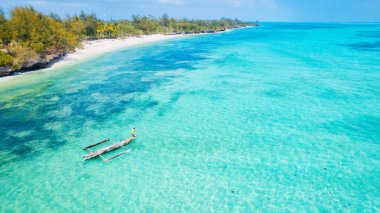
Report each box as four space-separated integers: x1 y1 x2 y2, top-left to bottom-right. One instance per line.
0 23 379 211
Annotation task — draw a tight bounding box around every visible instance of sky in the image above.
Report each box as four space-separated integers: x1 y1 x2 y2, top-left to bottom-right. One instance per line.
1 0 380 22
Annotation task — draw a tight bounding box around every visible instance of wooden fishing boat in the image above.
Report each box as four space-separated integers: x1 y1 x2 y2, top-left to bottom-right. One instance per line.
83 136 135 162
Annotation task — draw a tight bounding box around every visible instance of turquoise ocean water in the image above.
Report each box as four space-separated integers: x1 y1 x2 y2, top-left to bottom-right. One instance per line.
0 23 379 211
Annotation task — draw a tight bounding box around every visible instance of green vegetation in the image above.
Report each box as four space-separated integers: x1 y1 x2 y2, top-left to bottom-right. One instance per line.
63 12 252 39
0 51 13 67
0 6 253 75
0 6 79 74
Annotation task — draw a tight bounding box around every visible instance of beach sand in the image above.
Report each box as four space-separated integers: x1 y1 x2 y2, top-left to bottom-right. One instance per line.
0 27 252 83
0 34 185 82
52 34 185 68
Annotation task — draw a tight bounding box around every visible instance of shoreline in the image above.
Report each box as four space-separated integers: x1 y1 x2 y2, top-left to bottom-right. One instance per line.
51 34 187 69
0 34 187 82
0 26 253 82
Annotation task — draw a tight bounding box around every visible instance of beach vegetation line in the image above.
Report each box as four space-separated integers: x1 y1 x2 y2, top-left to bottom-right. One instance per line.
0 6 254 76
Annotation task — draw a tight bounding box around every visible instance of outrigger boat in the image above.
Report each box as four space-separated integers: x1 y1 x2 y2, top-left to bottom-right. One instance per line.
83 136 135 162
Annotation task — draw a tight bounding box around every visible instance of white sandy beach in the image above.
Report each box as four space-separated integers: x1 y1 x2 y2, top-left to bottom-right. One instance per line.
0 27 248 83
0 27 252 83
0 34 185 82
53 29 240 68
52 34 185 68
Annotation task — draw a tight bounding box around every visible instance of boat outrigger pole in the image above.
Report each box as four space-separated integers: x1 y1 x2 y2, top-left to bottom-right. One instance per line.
83 138 110 150
104 149 131 162
83 136 135 162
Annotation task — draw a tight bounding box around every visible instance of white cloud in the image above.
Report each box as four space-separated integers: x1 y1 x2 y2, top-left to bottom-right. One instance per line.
157 0 184 6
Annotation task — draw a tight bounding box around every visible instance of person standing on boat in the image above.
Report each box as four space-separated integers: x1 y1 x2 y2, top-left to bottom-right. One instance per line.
130 128 136 137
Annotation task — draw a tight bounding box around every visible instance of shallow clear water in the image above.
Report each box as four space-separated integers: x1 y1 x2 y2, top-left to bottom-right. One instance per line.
0 23 379 211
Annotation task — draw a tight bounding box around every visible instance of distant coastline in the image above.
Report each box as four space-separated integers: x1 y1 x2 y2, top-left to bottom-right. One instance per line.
0 6 256 79
0 26 254 81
